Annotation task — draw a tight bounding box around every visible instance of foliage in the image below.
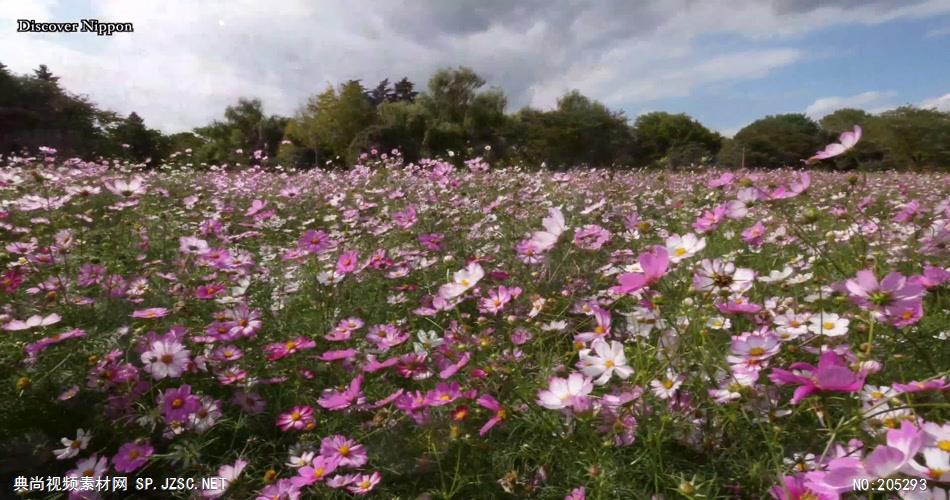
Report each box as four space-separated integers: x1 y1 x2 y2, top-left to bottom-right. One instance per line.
721 114 824 168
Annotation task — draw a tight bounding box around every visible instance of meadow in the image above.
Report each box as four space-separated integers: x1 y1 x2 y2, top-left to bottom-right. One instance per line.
0 147 948 499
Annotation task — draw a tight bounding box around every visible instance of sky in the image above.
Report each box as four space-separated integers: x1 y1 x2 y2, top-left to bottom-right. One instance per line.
2 0 949 136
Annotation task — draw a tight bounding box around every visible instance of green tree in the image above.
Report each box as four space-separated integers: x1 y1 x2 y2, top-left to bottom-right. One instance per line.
632 112 721 167
722 114 823 168
193 98 287 165
510 91 632 168
282 81 377 166
875 106 950 170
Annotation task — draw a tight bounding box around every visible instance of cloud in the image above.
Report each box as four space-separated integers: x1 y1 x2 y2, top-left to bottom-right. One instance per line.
920 93 950 111
805 90 898 118
2 0 949 132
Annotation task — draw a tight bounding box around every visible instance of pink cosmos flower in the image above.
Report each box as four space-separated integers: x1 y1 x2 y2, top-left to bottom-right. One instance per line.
297 229 332 254
292 455 341 487
336 250 360 275
741 221 766 247
263 336 316 361
256 478 300 500
844 269 925 326
537 373 594 411
528 207 567 253
804 125 861 164
891 377 949 394
479 285 521 315
320 435 368 468
366 324 409 351
693 204 728 234
769 351 867 405
565 486 587 500
276 405 315 432
24 328 87 360
574 305 612 344
573 224 611 250
611 245 669 295
112 440 153 473
141 339 191 380
131 307 170 319
476 394 507 436
160 385 201 422
424 382 462 407
318 375 365 410
3 313 61 331
346 472 381 495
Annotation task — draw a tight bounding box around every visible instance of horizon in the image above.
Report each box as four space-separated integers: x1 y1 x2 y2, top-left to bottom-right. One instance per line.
2 0 949 136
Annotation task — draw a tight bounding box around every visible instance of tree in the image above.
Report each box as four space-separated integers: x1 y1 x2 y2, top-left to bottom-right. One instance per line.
283 81 377 166
875 106 950 170
510 91 632 168
722 114 823 168
417 67 509 158
193 98 287 165
108 112 168 163
632 112 721 167
33 64 59 83
393 77 418 103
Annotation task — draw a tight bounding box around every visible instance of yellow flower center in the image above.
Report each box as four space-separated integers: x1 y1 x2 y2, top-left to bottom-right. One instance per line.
822 322 835 330
937 440 950 452
662 379 674 389
338 445 350 456
674 247 687 256
313 467 325 478
748 347 766 357
604 360 615 368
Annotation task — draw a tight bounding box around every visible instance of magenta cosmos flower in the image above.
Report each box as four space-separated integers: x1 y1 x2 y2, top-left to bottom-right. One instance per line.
160 385 201 422
276 405 316 432
131 307 170 319
320 435 368 468
292 455 341 487
318 375 365 411
112 440 153 473
476 394 507 436
769 351 867 405
611 246 669 295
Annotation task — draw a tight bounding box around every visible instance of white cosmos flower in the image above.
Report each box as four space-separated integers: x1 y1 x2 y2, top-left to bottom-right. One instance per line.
438 262 484 300
578 339 633 385
807 312 849 337
54 428 91 460
665 233 706 263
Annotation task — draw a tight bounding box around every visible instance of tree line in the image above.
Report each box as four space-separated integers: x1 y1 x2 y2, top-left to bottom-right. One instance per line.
2 62 949 170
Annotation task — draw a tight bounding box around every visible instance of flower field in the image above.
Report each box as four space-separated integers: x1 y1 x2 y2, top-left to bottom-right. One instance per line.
1 150 948 499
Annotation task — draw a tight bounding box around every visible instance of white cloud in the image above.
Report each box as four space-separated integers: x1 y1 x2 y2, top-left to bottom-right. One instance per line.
805 90 898 118
920 93 950 111
2 0 949 131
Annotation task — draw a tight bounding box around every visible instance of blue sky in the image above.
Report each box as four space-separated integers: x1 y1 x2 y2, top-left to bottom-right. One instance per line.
2 0 948 134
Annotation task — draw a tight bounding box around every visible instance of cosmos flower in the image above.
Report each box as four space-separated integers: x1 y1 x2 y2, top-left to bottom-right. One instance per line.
112 440 153 473
537 373 594 411
276 405 316 432
141 339 191 379
578 339 633 385
804 125 861 164
769 351 867 405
